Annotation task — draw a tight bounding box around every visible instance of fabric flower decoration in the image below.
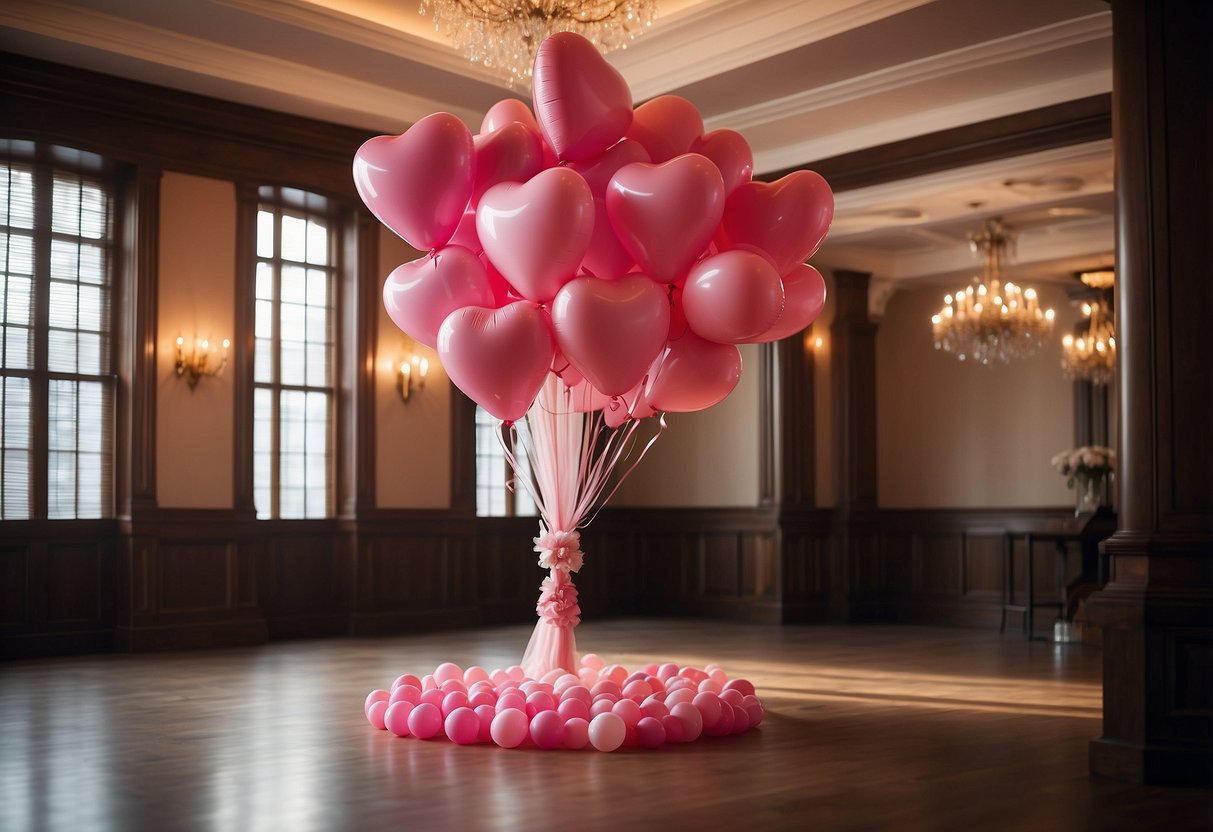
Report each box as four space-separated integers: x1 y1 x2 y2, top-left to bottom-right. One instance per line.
533 528 584 573
536 570 581 628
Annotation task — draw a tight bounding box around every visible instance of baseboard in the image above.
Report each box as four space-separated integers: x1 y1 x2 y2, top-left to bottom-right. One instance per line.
114 618 269 652
0 629 116 660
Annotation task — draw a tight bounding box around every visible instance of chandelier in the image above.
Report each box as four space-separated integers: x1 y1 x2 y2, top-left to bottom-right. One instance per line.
931 219 1055 364
1061 270 1116 385
419 0 656 84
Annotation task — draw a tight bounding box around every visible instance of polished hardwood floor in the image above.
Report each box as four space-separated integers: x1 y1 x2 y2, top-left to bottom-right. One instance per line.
1 620 1209 831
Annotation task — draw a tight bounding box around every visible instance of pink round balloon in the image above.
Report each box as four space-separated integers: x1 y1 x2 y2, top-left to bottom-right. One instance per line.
529 710 565 750
421 675 437 691
532 32 634 162
716 171 834 276
506 666 526 681
692 692 723 729
367 699 389 730
742 694 764 727
434 663 462 684
635 716 667 749
589 699 615 719
723 679 756 697
482 98 541 135
490 708 530 748
389 685 422 707
407 702 443 739
469 690 496 710
526 691 556 719
392 674 421 692
380 247 494 351
439 679 468 695
730 702 750 734
463 665 490 686
591 680 622 699
496 693 526 714
707 700 735 737
588 712 627 752
611 699 643 728
645 332 742 413
662 714 686 744
606 154 726 284
671 702 703 742
691 130 754 196
551 273 671 396
475 703 497 743
444 707 481 745
471 122 545 207
665 689 695 708
748 264 828 343
640 698 670 721
353 113 474 251
682 250 784 344
721 689 744 707
420 689 445 709
622 679 653 702
559 685 592 705
557 697 591 723
364 689 389 716
478 167 594 303
581 653 605 670
441 690 470 717
384 701 414 737
698 678 722 695
603 665 628 685
626 95 704 163
563 716 591 749
438 302 555 423
657 663 680 681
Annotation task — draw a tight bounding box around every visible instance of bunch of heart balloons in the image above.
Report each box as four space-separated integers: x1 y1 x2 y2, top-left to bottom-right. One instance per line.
354 31 832 424
364 654 764 752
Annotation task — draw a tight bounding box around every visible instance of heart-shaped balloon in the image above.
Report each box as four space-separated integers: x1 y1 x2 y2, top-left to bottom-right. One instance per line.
383 245 497 349
478 167 595 303
603 381 655 427
448 208 481 253
565 377 611 413
626 95 704 163
481 98 541 134
551 348 584 388
581 198 635 279
353 112 474 251
716 171 834 276
570 138 651 199
551 273 671 396
438 302 555 423
682 250 784 344
691 130 753 196
471 122 545 206
645 331 742 413
532 32 634 162
749 264 828 343
606 154 725 284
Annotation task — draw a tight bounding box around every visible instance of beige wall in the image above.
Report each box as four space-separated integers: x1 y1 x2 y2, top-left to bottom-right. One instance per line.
374 228 452 508
156 172 236 508
613 342 763 508
876 283 1078 508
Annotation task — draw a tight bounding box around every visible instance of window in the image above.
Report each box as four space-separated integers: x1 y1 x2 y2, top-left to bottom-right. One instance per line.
1 142 114 519
475 405 536 517
252 187 335 519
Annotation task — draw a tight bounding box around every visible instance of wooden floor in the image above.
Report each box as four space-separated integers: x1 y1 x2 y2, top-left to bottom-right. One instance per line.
1 620 1209 832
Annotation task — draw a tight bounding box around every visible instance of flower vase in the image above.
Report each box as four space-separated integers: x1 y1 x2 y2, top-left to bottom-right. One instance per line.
1075 476 1101 516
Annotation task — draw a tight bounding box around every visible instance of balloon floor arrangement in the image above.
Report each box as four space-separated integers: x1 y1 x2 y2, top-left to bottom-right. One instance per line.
355 31 832 751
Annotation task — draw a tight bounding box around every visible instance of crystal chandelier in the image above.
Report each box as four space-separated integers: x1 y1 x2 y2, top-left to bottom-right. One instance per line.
1061 270 1116 385
419 0 656 84
930 219 1055 364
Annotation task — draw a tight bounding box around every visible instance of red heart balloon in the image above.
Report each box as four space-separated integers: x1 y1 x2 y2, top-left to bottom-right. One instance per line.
691 130 753 196
353 112 474 251
715 171 834 276
471 122 545 206
551 273 671 396
532 32 634 162
383 245 497 349
438 302 555 423
606 154 725 284
682 250 784 344
626 95 704 163
477 167 594 303
749 264 828 343
644 330 742 413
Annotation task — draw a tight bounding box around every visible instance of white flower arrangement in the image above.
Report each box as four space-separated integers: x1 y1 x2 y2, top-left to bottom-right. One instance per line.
1051 444 1116 488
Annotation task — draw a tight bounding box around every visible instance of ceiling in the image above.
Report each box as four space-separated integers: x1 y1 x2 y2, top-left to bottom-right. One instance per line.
0 0 1115 288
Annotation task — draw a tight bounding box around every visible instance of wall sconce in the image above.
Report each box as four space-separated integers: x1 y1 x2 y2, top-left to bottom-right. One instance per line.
175 335 230 390
397 352 429 403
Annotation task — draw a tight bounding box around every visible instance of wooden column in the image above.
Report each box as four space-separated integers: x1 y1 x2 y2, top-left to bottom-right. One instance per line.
828 269 881 621
1088 0 1213 787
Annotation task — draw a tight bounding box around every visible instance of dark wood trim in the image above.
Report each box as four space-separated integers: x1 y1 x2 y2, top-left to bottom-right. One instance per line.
756 342 776 507
337 207 379 517
767 94 1112 190
449 388 477 514
231 184 258 517
777 332 815 507
0 52 373 201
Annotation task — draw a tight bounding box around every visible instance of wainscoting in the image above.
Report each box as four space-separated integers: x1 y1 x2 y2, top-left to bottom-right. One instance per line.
1 505 1091 658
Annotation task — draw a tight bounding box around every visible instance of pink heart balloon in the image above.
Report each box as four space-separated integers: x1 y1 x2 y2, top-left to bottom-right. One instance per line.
581 198 635 279
481 98 541 134
570 139 650 199
448 208 481 253
606 154 725 284
691 130 754 196
478 167 594 303
626 95 704 163
603 381 655 427
749 263 828 343
716 170 834 276
552 349 584 388
532 32 634 162
565 377 611 413
551 273 671 396
353 112 474 251
471 122 545 206
644 331 742 413
383 245 497 349
438 302 555 423
682 250 784 344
